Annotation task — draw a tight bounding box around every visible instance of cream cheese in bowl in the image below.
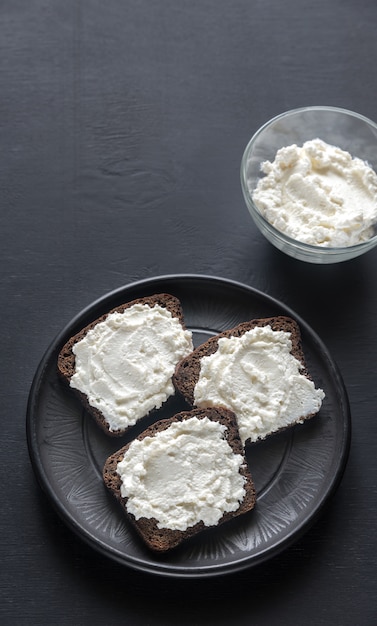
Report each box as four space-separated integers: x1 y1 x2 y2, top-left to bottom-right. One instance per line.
251 138 377 248
240 107 377 263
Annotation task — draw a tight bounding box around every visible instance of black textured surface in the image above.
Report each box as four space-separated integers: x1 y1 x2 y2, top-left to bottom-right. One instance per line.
2 0 377 624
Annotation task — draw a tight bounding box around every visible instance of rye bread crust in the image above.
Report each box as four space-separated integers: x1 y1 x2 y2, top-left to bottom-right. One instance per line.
172 316 317 443
57 293 189 437
102 407 256 553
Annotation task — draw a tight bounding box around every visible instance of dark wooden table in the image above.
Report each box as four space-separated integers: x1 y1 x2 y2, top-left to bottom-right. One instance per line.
2 1 377 624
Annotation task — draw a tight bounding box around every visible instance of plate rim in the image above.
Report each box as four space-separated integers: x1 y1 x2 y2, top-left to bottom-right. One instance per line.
26 273 352 578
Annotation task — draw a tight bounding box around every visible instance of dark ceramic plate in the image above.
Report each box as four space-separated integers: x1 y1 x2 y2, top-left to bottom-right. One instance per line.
26 275 351 578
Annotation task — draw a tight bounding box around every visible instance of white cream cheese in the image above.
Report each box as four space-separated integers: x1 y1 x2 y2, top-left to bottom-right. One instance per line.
193 325 325 444
70 303 193 432
251 138 377 247
117 416 246 531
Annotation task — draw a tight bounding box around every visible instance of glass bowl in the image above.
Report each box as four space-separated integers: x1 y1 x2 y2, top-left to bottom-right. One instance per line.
240 106 377 263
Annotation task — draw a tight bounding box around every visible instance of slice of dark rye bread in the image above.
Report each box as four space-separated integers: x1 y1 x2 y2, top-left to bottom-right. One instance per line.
173 316 320 442
102 407 256 553
57 293 190 437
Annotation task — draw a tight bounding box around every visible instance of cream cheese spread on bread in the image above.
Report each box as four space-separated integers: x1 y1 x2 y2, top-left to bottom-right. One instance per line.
70 303 193 432
193 325 325 444
116 416 247 531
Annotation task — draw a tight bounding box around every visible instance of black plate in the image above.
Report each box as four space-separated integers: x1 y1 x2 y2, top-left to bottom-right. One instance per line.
26 275 351 578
